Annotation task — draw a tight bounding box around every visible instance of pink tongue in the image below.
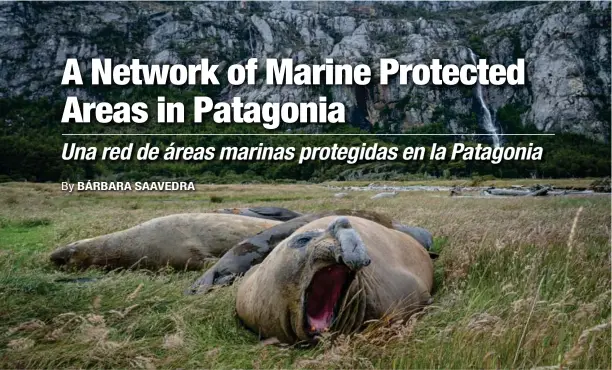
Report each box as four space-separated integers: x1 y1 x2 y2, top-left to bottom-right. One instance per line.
306 265 349 332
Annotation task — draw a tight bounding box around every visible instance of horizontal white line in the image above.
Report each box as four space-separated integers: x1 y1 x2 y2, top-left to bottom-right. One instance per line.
62 133 555 136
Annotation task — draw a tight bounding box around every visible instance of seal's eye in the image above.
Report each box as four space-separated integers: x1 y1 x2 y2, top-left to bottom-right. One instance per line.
291 236 313 249
289 231 322 249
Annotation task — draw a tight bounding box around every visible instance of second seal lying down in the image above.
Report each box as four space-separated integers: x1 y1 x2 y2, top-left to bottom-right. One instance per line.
236 215 434 343
49 213 281 270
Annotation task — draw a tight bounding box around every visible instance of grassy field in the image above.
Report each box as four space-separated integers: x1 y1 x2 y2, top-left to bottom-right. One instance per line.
0 182 610 369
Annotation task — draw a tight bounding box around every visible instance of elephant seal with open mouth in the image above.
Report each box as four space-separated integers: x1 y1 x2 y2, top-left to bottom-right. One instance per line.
49 213 281 271
235 215 434 344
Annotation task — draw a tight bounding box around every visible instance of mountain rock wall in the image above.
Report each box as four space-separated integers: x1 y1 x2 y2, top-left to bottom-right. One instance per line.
0 1 609 141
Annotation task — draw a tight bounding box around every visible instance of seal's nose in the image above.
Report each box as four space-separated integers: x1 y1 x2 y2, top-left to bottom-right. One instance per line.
328 217 371 271
336 252 371 270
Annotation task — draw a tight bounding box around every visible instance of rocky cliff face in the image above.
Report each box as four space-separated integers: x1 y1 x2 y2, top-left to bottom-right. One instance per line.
0 1 609 141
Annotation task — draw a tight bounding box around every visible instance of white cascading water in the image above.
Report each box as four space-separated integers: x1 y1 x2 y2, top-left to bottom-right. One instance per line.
469 49 501 147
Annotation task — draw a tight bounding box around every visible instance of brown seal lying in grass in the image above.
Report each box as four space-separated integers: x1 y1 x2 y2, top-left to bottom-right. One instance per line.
187 209 434 294
235 215 434 344
49 213 281 271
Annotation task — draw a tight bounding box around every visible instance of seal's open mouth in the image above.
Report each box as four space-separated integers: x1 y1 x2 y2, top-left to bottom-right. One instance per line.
304 264 353 335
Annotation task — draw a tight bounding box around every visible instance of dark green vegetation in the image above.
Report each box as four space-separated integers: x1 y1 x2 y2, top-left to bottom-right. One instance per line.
0 95 609 183
0 183 610 368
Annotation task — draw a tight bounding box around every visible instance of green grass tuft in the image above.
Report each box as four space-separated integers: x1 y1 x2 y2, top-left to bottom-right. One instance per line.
209 195 224 203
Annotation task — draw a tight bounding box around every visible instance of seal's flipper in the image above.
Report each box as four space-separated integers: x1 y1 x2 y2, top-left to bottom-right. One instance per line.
391 223 434 251
185 267 217 294
215 207 302 222
247 207 303 221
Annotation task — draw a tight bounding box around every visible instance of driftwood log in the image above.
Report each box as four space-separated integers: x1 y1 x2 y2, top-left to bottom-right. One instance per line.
483 187 551 197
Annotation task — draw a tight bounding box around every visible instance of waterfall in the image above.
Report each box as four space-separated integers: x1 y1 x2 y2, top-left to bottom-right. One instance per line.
469 49 501 148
